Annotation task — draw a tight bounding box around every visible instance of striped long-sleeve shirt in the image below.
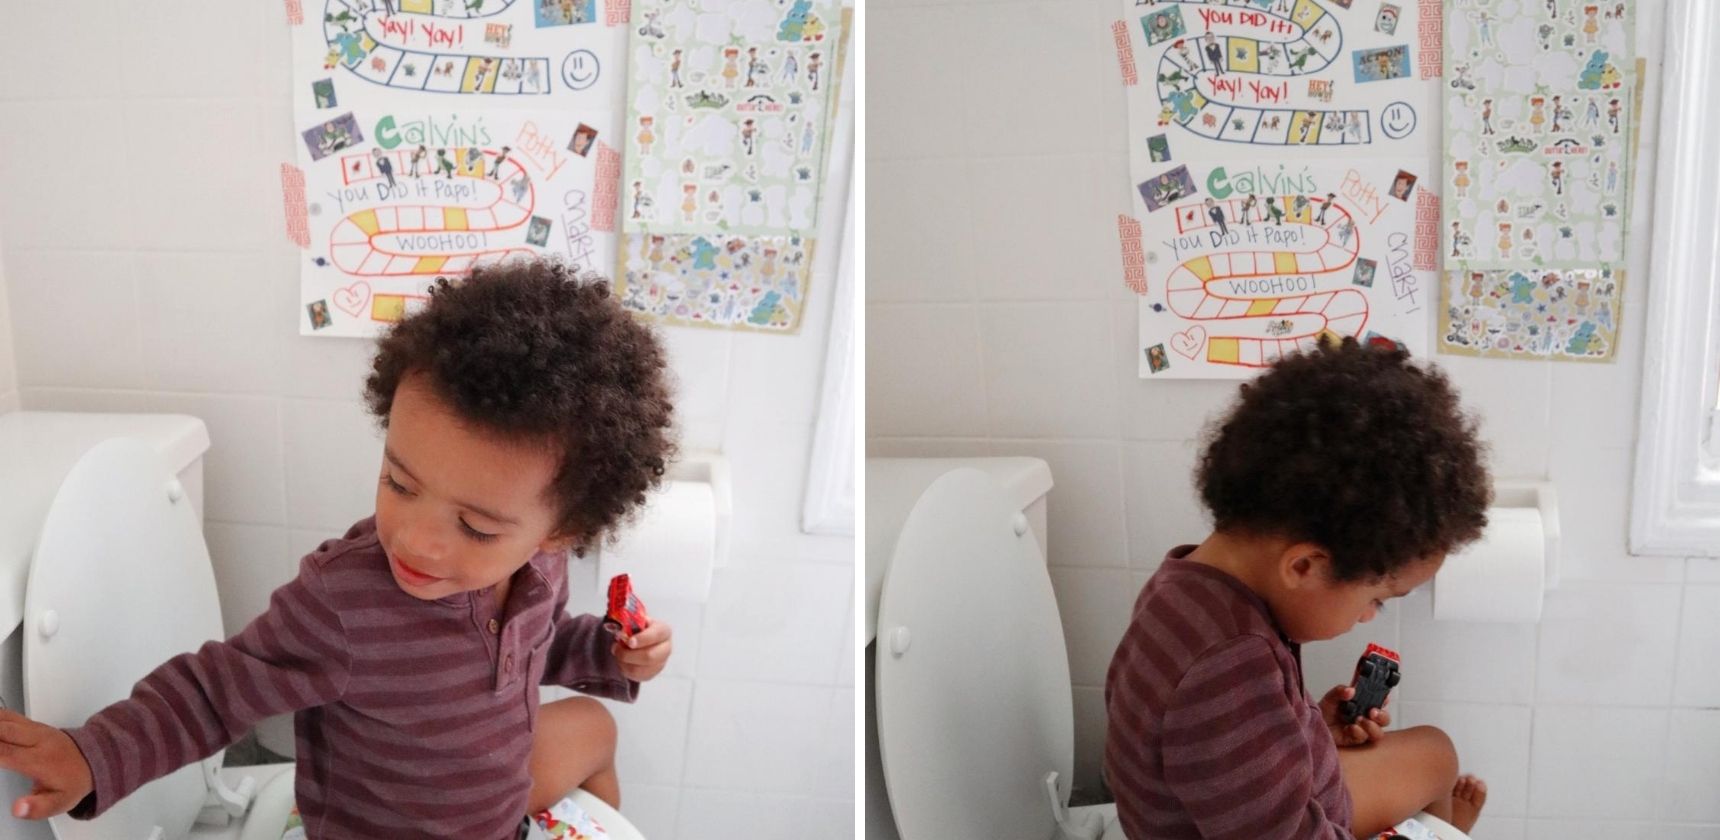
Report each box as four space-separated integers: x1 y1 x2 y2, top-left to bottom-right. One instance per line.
1103 547 1352 839
64 516 636 839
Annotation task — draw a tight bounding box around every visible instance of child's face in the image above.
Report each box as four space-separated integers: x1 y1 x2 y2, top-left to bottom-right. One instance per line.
374 373 572 600
1276 553 1443 642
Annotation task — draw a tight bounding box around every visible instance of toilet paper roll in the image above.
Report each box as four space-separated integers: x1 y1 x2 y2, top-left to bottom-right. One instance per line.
1433 507 1545 623
598 480 717 604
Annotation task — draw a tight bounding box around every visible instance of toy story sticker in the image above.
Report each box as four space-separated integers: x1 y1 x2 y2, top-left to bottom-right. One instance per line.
1132 161 1431 378
1441 0 1635 271
1121 0 1439 159
617 0 845 333
1438 267 1621 361
290 0 625 337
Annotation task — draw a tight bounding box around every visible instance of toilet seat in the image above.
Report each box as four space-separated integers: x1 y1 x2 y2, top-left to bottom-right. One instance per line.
24 439 228 840
873 467 1075 840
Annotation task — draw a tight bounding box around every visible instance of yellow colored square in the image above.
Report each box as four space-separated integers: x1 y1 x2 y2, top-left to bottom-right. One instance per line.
372 295 409 323
412 256 448 274
444 207 469 230
1228 38 1260 73
350 210 380 236
1187 256 1214 281
1208 337 1241 363
1275 252 1298 274
1247 299 1277 316
401 0 432 11
1290 111 1321 144
1291 0 1324 28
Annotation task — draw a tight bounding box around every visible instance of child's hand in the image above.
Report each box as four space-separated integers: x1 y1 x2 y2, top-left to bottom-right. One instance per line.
611 621 672 682
1319 684 1390 747
0 708 94 820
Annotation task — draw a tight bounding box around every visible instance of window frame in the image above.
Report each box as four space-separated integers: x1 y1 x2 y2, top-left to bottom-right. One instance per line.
1629 0 1720 556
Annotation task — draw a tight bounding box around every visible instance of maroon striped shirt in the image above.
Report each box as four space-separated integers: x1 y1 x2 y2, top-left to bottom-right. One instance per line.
1104 547 1351 839
65 516 636 839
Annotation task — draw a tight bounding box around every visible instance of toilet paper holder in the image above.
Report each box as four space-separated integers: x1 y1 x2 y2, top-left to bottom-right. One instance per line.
1490 480 1560 591
663 450 732 570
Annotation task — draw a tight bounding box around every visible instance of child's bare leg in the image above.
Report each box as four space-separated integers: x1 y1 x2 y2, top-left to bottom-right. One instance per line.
1337 725 1468 837
527 697 620 812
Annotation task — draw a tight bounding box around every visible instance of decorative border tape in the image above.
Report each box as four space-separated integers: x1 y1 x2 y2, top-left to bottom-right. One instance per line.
1112 21 1138 86
1119 214 1147 294
606 0 631 26
594 142 621 233
1414 188 1439 271
1418 0 1442 80
281 163 310 249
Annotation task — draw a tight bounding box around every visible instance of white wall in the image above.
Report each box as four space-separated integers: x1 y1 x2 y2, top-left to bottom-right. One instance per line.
868 0 1720 836
0 237 15 415
0 3 853 838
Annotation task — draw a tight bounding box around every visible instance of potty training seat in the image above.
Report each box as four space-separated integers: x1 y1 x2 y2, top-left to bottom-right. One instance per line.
272 790 632 840
1382 812 1474 840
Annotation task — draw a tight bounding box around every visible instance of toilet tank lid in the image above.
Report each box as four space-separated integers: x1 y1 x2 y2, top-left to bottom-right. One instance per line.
871 457 1052 515
0 412 210 635
0 412 210 476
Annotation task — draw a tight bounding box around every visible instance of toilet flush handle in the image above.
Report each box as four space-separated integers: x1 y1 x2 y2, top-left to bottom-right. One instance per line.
37 609 59 641
888 627 911 657
166 479 185 504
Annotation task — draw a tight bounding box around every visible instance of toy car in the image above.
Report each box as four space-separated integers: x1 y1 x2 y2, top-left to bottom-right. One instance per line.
1340 643 1401 725
603 573 651 641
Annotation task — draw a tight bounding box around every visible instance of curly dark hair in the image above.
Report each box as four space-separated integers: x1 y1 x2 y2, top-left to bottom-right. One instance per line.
363 260 677 554
1195 336 1491 582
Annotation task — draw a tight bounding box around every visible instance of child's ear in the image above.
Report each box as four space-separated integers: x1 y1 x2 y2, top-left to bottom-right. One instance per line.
538 531 583 556
1279 542 1331 590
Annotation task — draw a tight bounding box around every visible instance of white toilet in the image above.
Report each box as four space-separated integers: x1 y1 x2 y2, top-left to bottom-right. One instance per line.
865 457 1472 840
865 457 1124 840
0 411 647 840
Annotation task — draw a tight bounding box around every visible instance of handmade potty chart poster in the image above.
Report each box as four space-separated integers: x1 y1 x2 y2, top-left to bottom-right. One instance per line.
1438 0 1635 361
616 0 845 333
1116 0 1442 377
288 0 624 337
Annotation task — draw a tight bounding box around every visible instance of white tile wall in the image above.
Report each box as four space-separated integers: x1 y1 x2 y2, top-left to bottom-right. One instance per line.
868 0 1720 829
0 2 855 835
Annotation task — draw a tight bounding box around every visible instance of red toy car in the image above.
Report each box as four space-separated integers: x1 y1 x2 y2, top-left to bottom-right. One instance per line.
604 574 651 641
1341 643 1401 725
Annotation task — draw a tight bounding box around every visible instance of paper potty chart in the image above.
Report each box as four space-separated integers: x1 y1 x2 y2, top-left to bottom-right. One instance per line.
288 0 625 337
1134 161 1431 378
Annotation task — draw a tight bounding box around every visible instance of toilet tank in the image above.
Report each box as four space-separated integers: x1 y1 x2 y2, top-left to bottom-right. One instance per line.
0 411 211 637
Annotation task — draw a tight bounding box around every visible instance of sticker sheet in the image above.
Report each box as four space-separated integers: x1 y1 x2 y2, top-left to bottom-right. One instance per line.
1121 0 1441 162
616 0 845 333
1438 267 1621 361
1442 0 1636 271
289 0 624 337
1135 161 1432 378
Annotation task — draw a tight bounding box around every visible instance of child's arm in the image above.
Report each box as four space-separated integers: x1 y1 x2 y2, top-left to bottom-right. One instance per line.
55 555 350 821
1159 636 1351 839
537 569 640 701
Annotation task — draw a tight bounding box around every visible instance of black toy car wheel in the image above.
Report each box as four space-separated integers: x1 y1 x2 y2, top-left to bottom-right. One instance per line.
1386 671 1401 688
1338 699 1357 720
1358 660 1375 678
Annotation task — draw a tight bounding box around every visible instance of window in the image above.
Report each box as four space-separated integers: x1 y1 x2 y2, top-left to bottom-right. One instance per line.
1629 0 1720 555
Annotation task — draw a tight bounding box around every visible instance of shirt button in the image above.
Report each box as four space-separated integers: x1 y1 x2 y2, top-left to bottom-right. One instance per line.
505 654 515 673
487 619 500 634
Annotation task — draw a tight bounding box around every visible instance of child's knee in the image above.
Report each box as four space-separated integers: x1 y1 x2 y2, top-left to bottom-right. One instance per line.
541 696 618 762
1403 725 1458 785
